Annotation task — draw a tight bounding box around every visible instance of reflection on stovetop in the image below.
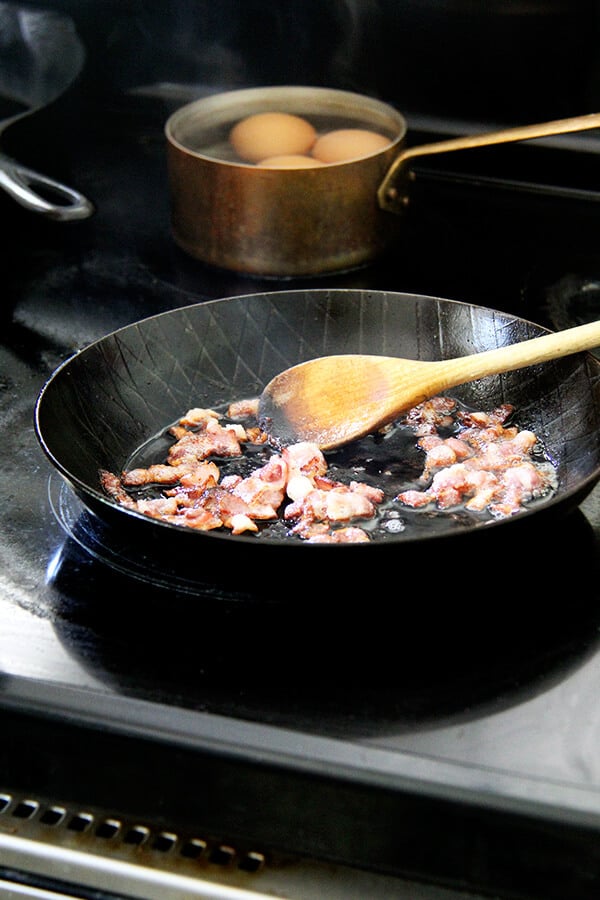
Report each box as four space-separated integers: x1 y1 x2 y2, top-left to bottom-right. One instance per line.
44 475 600 743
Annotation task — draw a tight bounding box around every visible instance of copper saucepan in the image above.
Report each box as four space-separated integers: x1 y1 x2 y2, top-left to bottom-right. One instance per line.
165 86 600 277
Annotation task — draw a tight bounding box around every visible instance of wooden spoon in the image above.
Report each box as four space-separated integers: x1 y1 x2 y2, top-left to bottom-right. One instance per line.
258 319 600 450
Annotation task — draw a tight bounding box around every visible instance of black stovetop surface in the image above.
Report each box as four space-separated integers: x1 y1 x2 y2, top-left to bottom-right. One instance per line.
3 79 600 895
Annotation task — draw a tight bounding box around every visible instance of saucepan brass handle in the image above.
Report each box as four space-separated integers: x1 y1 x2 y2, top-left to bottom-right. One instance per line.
377 112 600 214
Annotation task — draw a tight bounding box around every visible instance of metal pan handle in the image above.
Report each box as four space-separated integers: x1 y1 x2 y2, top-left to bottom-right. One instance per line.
377 112 600 214
0 151 94 221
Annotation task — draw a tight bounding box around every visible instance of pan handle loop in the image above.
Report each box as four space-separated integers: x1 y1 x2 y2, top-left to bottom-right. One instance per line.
377 112 600 214
0 151 94 221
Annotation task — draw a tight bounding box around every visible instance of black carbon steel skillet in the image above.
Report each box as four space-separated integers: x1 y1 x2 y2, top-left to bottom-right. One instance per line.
34 290 600 573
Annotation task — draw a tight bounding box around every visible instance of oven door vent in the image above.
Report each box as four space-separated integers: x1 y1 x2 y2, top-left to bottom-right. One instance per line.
0 788 425 899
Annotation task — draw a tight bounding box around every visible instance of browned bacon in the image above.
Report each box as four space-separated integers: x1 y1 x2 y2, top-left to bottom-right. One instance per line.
402 396 457 435
122 464 187 486
228 455 288 516
227 397 260 419
193 486 264 533
456 404 514 429
177 407 221 427
167 425 242 466
99 469 135 506
305 526 371 544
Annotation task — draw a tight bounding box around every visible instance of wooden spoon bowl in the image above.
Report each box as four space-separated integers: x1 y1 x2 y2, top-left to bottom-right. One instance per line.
258 319 600 449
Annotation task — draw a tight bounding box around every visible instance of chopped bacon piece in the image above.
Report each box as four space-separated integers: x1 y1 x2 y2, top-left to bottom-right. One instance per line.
457 404 514 428
322 487 377 520
231 454 288 514
488 461 554 517
167 425 242 466
282 441 328 479
285 482 383 540
402 396 457 434
135 496 179 518
463 470 501 511
197 485 262 530
99 469 135 505
227 397 260 418
164 462 220 504
418 435 473 479
306 527 371 544
244 426 269 444
348 481 385 504
176 505 223 531
178 407 221 427
286 473 316 502
229 513 259 534
99 471 181 519
122 464 186 486
395 488 433 509
178 462 221 489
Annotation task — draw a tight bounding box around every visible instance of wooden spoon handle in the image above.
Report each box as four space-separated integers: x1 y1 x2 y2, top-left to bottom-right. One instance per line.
428 319 600 393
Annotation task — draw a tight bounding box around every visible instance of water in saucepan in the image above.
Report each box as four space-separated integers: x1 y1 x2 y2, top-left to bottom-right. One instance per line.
183 112 396 165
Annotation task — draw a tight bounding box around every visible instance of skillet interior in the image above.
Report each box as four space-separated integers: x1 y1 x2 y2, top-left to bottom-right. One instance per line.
34 289 600 567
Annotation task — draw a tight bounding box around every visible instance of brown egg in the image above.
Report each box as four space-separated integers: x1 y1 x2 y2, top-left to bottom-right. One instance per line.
229 112 317 164
312 128 391 163
256 154 325 168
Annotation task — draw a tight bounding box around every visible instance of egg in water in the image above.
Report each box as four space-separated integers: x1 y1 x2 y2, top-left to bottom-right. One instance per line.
229 112 317 164
312 128 391 163
256 154 325 168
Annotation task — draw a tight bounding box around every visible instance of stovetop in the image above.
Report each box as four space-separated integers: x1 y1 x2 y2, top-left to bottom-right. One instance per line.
3 79 600 899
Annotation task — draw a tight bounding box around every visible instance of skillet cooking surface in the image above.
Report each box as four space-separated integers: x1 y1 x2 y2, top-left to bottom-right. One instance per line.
34 290 600 563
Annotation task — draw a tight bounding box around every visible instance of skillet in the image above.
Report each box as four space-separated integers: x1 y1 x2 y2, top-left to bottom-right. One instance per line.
34 290 600 571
